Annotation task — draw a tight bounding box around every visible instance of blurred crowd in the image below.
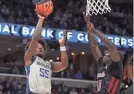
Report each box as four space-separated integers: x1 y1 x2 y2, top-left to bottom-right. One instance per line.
0 75 132 94
0 51 133 81
0 0 133 36
0 56 97 81
0 77 97 94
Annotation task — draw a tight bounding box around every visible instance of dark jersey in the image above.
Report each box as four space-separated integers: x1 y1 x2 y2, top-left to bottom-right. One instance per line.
97 56 123 94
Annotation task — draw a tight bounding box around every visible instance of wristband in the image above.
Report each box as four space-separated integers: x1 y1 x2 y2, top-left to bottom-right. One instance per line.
60 46 66 51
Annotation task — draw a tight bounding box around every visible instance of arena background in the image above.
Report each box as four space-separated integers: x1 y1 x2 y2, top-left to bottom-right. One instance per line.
0 0 133 94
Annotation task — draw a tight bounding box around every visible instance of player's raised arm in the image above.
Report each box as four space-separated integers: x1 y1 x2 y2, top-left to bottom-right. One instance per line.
83 13 102 62
89 31 103 62
83 12 120 62
51 31 68 72
24 14 45 66
92 28 120 62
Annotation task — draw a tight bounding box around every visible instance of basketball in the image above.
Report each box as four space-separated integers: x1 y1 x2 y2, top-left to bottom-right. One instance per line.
35 1 53 17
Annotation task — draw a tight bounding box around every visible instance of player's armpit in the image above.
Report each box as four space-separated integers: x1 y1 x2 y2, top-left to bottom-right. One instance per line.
51 62 68 72
93 29 120 62
108 47 121 62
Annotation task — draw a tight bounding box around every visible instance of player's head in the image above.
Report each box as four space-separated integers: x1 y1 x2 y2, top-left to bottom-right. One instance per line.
25 39 48 58
102 51 124 64
35 40 48 58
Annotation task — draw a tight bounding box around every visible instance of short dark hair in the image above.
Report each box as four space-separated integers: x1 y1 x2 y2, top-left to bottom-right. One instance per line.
25 39 48 54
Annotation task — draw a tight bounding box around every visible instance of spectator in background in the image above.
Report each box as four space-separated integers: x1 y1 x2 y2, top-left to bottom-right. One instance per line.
2 81 12 94
0 15 5 22
70 88 78 94
8 15 15 23
74 70 83 79
12 82 23 94
88 84 97 94
1 4 9 17
0 76 130 94
16 10 23 24
0 84 3 94
79 89 85 94
12 65 19 74
62 85 69 94
65 70 72 78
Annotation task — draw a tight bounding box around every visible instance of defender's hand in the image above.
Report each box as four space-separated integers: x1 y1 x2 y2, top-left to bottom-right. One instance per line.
83 12 90 24
59 31 67 46
83 12 95 33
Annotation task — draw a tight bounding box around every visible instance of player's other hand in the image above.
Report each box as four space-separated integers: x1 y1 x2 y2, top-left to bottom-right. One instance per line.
83 12 90 24
83 12 95 33
37 13 45 20
59 31 67 46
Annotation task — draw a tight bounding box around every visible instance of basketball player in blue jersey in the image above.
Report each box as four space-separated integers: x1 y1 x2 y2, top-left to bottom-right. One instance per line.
24 13 68 94
84 13 123 94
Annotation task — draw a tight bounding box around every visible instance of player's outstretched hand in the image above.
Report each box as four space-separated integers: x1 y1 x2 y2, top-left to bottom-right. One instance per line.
37 13 45 20
59 31 67 46
83 12 90 24
83 12 95 33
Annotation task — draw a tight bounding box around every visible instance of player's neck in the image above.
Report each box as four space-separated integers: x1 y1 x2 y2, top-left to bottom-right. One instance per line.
36 55 47 60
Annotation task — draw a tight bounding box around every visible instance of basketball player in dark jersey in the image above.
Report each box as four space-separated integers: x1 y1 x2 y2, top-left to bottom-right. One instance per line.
121 55 133 94
83 13 123 94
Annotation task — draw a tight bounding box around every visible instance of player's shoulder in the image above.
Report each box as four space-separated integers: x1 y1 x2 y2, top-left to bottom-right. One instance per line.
25 56 38 67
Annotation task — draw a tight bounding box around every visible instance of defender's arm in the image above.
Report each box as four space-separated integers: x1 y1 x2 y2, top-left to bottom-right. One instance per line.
93 29 120 62
88 32 103 62
83 12 102 62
